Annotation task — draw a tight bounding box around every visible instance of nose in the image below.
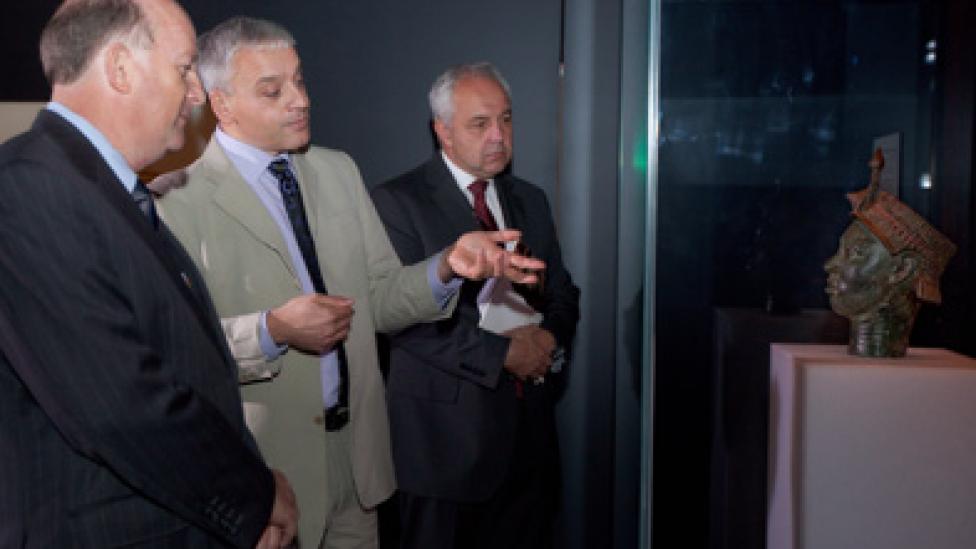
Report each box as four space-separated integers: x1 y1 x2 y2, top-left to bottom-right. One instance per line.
185 69 205 107
824 254 839 273
486 121 503 142
290 83 310 110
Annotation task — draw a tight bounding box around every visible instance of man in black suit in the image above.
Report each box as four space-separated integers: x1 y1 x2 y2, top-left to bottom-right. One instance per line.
370 62 580 549
0 1 296 546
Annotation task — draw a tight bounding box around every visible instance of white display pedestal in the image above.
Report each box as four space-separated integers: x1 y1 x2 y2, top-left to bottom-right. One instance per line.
767 344 976 549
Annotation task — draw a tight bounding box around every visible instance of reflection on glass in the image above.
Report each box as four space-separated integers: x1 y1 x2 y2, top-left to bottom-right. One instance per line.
652 2 944 548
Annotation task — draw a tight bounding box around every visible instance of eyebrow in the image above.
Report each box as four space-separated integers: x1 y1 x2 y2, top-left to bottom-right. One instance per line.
174 49 197 64
469 110 511 120
255 66 301 86
255 75 285 85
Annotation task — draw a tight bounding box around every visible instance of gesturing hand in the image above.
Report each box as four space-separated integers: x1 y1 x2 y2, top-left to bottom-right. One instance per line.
440 229 545 283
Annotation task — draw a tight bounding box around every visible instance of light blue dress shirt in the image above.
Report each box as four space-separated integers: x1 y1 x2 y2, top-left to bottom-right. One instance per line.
47 102 137 193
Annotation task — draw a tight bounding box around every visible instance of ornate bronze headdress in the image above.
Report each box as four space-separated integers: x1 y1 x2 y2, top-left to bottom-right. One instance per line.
845 149 956 303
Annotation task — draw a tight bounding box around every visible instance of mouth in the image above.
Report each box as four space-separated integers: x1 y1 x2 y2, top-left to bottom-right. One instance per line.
824 277 844 296
286 117 309 131
485 150 509 163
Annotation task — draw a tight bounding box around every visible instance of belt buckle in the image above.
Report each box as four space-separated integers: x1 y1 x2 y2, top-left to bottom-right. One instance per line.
324 405 349 432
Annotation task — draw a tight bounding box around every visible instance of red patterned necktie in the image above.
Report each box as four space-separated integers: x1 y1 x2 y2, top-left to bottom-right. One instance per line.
467 179 498 231
467 179 524 398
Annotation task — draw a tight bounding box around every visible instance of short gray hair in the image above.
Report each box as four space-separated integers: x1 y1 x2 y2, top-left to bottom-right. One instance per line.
428 62 511 123
40 0 154 86
197 16 295 93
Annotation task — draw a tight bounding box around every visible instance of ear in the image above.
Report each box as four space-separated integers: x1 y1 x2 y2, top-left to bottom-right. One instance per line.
432 118 451 151
889 251 920 286
209 88 234 126
104 42 134 94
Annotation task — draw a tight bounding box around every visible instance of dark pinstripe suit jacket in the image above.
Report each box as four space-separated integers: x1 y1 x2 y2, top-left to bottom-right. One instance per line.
0 110 273 547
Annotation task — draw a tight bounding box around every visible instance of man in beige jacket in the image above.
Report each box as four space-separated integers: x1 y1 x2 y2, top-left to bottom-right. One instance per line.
157 16 541 549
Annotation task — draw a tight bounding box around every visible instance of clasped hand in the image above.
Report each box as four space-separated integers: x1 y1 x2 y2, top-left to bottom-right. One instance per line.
503 325 557 380
267 294 354 354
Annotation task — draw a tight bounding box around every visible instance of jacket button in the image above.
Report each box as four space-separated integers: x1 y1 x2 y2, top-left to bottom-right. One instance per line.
313 415 324 425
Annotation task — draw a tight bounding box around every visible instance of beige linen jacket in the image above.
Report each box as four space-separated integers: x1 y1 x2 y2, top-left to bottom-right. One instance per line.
159 137 452 544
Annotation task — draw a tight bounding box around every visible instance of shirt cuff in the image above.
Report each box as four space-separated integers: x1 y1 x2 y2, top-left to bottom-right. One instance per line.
427 251 461 309
259 310 288 360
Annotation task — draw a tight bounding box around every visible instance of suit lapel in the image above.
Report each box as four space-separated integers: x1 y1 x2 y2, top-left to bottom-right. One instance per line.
426 157 481 243
494 175 521 231
425 156 503 304
291 155 321 240
33 111 226 354
425 157 527 245
291 152 356 293
201 139 298 281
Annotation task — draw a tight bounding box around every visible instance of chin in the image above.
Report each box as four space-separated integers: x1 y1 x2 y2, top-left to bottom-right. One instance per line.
168 136 187 151
828 295 847 312
487 159 510 174
829 299 864 318
285 137 310 152
164 128 187 150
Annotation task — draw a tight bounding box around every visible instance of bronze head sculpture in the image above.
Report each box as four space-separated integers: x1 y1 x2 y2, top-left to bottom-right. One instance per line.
825 150 956 357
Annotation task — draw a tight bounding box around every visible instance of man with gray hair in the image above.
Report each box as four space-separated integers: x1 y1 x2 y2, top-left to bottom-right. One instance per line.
156 17 544 548
0 1 296 547
371 62 579 548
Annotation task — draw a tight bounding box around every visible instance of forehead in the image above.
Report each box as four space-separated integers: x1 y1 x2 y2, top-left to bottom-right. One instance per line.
841 221 878 247
142 0 196 57
452 76 510 113
842 221 894 258
230 46 300 80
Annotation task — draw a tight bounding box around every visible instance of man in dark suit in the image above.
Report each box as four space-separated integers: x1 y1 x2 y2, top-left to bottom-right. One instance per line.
370 62 580 549
0 1 296 547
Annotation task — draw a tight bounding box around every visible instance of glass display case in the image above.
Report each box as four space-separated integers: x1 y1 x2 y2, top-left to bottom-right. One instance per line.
649 1 975 547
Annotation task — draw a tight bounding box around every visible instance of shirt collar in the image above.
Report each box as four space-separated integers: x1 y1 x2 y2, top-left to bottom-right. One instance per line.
215 126 291 185
46 101 138 193
441 150 494 199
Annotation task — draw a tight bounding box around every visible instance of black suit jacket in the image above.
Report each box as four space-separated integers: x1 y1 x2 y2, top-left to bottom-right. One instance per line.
370 156 579 501
0 110 273 547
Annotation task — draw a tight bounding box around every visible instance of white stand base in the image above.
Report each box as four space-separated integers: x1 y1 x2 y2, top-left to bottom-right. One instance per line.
768 344 976 549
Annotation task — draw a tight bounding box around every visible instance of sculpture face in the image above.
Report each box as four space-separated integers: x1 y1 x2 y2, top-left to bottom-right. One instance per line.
824 220 900 318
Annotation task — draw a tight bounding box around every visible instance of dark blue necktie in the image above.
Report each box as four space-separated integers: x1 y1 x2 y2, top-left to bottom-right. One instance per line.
268 159 327 294
267 158 350 417
131 179 158 230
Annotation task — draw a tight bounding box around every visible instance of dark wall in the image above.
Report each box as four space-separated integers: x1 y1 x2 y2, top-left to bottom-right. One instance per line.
0 1 60 100
182 0 561 191
2 1 562 194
